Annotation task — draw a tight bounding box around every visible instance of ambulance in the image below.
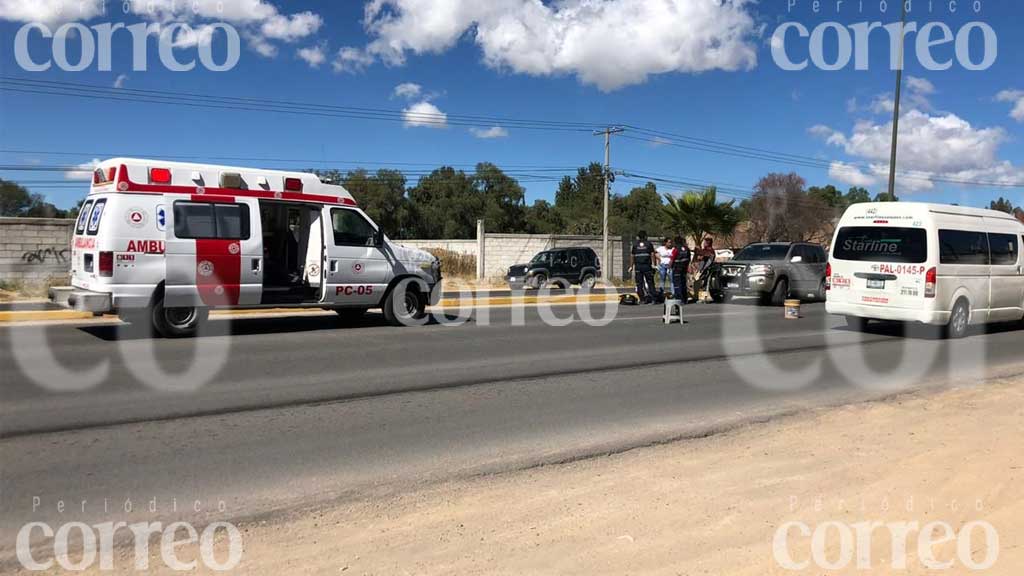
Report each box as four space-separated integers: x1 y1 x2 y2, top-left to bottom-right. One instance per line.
50 158 442 337
826 202 1024 338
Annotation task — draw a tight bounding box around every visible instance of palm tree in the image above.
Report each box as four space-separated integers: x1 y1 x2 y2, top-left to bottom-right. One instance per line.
662 186 743 247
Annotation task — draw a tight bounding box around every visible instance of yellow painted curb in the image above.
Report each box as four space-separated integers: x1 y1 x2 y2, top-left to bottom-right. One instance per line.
0 295 622 325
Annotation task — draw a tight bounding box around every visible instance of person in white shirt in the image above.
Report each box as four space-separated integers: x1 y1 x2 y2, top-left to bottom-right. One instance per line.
655 238 675 297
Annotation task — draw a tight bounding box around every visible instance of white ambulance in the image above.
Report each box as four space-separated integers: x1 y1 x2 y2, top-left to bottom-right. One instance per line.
826 202 1024 338
50 158 442 337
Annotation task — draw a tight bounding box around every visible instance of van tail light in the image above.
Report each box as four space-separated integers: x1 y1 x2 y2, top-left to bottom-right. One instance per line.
825 263 832 291
284 177 303 192
924 267 937 298
150 167 172 184
98 251 114 277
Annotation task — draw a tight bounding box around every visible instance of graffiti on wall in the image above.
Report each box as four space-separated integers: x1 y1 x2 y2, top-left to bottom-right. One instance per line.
20 247 70 265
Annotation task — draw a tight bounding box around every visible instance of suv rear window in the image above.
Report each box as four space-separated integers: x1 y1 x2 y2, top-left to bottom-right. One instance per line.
736 245 790 261
833 227 927 263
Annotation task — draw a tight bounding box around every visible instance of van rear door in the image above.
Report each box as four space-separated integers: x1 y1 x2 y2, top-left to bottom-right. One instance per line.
830 226 930 309
165 196 262 307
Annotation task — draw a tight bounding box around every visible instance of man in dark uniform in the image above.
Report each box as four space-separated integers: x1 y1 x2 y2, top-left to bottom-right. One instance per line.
631 230 657 304
670 236 691 302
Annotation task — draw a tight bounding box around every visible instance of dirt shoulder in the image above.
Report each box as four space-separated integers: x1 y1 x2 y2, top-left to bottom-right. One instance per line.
37 379 1024 575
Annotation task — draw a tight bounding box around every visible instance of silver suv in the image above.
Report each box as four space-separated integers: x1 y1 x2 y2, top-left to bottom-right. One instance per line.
718 243 828 305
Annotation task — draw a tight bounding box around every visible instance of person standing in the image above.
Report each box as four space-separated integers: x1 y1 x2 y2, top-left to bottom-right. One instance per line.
630 230 657 304
670 236 691 302
656 238 675 297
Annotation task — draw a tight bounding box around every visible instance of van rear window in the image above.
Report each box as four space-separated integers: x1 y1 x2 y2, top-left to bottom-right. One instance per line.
86 199 107 236
833 227 927 263
75 200 94 234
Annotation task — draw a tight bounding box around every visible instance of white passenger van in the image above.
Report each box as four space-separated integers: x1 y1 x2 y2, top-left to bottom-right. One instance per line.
826 202 1024 338
50 158 442 337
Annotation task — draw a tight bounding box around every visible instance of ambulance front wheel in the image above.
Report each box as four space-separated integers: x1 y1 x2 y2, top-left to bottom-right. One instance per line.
151 295 209 338
382 285 426 327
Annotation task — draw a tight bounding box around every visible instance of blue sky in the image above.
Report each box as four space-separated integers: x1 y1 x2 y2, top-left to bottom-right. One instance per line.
1 0 1023 211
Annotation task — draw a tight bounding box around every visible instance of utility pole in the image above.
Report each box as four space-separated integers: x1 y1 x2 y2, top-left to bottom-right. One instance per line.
594 126 624 283
887 0 909 199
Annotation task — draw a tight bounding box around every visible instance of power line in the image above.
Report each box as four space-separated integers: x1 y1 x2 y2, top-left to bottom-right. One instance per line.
0 76 602 133
3 75 1021 189
623 128 1024 189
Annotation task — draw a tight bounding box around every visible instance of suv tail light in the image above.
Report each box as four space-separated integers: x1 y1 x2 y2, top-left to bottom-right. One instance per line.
925 267 936 298
98 251 114 277
825 263 832 291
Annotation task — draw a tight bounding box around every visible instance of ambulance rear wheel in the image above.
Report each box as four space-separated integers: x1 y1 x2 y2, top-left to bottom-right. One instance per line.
151 295 208 338
382 286 426 327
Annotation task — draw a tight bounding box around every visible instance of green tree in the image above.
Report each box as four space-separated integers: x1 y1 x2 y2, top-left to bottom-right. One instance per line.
662 186 742 247
554 163 605 235
808 184 843 209
0 179 34 216
524 200 564 234
475 162 527 233
407 167 483 239
873 191 899 202
610 182 666 238
845 187 872 205
989 197 1015 214
339 169 412 238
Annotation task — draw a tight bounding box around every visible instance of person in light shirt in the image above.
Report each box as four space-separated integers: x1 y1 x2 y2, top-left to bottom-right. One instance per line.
656 238 675 297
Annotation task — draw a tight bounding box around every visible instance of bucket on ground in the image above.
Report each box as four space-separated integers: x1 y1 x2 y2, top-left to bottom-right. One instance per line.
784 299 801 319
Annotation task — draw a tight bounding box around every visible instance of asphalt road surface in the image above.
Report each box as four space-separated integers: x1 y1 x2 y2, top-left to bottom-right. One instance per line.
2 300 1023 554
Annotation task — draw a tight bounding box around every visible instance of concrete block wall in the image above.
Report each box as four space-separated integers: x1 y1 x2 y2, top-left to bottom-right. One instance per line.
397 239 479 259
0 218 75 283
399 234 628 280
0 219 630 284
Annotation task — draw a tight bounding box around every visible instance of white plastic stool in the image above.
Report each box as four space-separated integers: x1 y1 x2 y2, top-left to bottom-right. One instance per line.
663 299 684 325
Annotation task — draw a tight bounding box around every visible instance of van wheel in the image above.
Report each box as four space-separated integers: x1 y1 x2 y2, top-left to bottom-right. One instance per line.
151 295 208 338
769 278 790 306
529 274 547 290
580 273 597 290
382 286 426 327
945 299 971 340
845 315 868 331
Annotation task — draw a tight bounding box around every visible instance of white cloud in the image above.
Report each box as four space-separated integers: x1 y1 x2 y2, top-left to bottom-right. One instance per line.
0 1 322 59
469 126 509 139
905 76 935 95
297 44 327 68
393 83 423 100
260 11 322 42
0 0 103 24
333 46 375 72
870 95 895 115
818 110 1024 192
65 159 102 181
403 101 448 129
336 0 759 91
828 161 877 188
113 74 128 89
996 90 1024 122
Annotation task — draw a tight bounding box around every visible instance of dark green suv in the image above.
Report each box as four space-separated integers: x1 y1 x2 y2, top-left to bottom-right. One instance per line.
507 248 601 290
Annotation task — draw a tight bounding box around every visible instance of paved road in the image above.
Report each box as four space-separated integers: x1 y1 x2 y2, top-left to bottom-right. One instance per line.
2 301 1023 552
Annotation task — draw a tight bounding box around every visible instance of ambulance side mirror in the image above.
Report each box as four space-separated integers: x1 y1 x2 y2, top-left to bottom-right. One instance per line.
373 229 385 248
